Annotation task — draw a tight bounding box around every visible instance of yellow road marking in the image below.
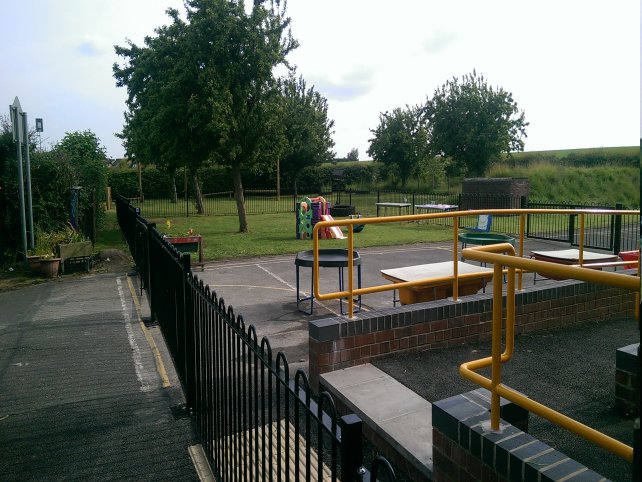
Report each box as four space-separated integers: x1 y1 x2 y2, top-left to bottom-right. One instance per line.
126 275 171 388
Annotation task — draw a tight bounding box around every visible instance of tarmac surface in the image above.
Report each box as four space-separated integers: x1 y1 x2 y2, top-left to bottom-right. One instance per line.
0 272 200 481
0 238 637 480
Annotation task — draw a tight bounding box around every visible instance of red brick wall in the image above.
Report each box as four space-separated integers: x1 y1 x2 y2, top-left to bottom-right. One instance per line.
309 281 636 391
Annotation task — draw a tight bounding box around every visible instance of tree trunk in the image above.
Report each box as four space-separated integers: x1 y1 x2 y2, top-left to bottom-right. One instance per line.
191 170 204 214
171 174 178 203
232 163 248 232
137 162 144 202
276 157 281 202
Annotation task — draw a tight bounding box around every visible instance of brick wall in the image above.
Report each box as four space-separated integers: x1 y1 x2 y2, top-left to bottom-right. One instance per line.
308 279 636 392
460 177 529 209
615 343 640 415
432 391 605 481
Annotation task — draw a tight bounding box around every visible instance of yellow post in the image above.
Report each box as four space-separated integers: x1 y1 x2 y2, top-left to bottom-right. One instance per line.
490 262 504 430
452 217 459 301
518 213 525 290
348 224 354 318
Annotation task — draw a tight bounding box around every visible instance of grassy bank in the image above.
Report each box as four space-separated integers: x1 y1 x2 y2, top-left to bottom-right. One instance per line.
488 162 640 207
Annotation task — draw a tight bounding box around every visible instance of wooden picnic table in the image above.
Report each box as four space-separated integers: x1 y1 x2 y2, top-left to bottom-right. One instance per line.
381 261 494 305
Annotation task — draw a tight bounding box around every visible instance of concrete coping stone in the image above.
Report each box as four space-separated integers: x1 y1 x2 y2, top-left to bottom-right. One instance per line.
320 363 433 480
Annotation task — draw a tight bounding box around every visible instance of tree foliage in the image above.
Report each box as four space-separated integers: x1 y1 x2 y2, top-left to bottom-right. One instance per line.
423 70 528 177
0 123 107 255
277 75 335 194
346 148 359 162
367 105 430 187
114 0 298 232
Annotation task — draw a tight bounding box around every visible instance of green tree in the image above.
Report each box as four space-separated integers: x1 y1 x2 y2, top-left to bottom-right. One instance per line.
114 8 206 211
54 130 108 230
423 70 528 177
277 75 335 196
346 148 359 162
367 105 428 187
115 0 298 232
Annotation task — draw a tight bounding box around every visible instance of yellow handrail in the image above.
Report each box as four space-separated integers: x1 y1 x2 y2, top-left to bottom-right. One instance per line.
460 243 638 463
311 208 639 318
310 207 639 462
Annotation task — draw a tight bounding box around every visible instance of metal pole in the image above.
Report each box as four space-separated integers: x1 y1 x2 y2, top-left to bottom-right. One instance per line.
22 112 35 249
10 105 28 259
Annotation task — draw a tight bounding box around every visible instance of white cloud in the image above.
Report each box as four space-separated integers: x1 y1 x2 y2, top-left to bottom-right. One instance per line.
0 0 638 160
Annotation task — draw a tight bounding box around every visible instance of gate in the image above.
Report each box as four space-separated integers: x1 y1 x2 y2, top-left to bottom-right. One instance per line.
115 194 396 481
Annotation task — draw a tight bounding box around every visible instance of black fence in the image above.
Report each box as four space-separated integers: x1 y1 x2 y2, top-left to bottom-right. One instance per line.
117 188 639 255
526 201 639 253
115 193 396 481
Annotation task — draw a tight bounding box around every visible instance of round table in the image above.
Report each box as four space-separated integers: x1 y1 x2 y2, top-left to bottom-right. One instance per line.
295 249 362 315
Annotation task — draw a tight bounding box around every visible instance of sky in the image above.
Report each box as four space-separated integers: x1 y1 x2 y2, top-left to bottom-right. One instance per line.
1 1 639 160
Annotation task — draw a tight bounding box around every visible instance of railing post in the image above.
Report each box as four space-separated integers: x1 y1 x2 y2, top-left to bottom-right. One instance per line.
340 414 365 482
568 212 576 245
145 222 155 314
613 202 623 254
182 254 197 411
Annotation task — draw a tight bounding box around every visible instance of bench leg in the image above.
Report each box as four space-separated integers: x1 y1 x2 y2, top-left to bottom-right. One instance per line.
296 264 314 315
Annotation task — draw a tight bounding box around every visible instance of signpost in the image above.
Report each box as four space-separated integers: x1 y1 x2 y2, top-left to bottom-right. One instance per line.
9 97 35 258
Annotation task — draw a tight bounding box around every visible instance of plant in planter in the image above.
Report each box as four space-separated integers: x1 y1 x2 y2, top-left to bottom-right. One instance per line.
56 224 93 273
38 253 62 278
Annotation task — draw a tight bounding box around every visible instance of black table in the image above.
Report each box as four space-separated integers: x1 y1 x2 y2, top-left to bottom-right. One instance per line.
295 249 362 315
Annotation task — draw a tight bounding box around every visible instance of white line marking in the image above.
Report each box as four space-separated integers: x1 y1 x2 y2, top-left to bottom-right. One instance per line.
256 263 341 317
256 264 297 291
117 277 152 392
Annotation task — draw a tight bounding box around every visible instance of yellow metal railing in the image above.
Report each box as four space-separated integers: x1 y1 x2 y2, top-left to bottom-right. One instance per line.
310 208 639 463
459 243 639 463
311 208 639 318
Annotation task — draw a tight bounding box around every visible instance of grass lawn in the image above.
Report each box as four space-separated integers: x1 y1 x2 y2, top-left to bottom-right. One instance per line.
142 211 454 261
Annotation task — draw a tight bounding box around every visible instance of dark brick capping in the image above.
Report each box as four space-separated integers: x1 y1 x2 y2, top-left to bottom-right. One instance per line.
615 343 640 415
432 390 607 482
308 278 636 392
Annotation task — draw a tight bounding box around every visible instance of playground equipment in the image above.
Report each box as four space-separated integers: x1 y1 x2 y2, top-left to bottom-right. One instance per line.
296 197 366 239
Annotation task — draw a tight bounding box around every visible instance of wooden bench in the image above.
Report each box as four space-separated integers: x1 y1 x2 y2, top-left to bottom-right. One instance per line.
381 261 494 305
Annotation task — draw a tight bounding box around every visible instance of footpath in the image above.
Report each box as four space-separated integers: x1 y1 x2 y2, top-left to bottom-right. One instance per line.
0 271 200 481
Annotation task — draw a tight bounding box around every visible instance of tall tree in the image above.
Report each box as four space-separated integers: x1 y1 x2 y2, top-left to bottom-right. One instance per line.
114 9 207 212
277 74 335 197
367 105 428 187
423 70 528 177
114 0 298 230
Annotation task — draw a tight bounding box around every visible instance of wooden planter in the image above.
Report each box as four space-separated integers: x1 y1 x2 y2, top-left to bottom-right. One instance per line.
165 235 204 270
57 241 93 273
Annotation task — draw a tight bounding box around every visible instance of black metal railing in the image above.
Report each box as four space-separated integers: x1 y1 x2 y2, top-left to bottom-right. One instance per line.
526 201 639 253
115 193 396 481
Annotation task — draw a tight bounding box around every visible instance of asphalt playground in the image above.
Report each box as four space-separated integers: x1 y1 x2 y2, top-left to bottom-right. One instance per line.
193 237 589 371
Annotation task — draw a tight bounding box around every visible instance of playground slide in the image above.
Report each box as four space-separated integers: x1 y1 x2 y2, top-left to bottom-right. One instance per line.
320 215 346 239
